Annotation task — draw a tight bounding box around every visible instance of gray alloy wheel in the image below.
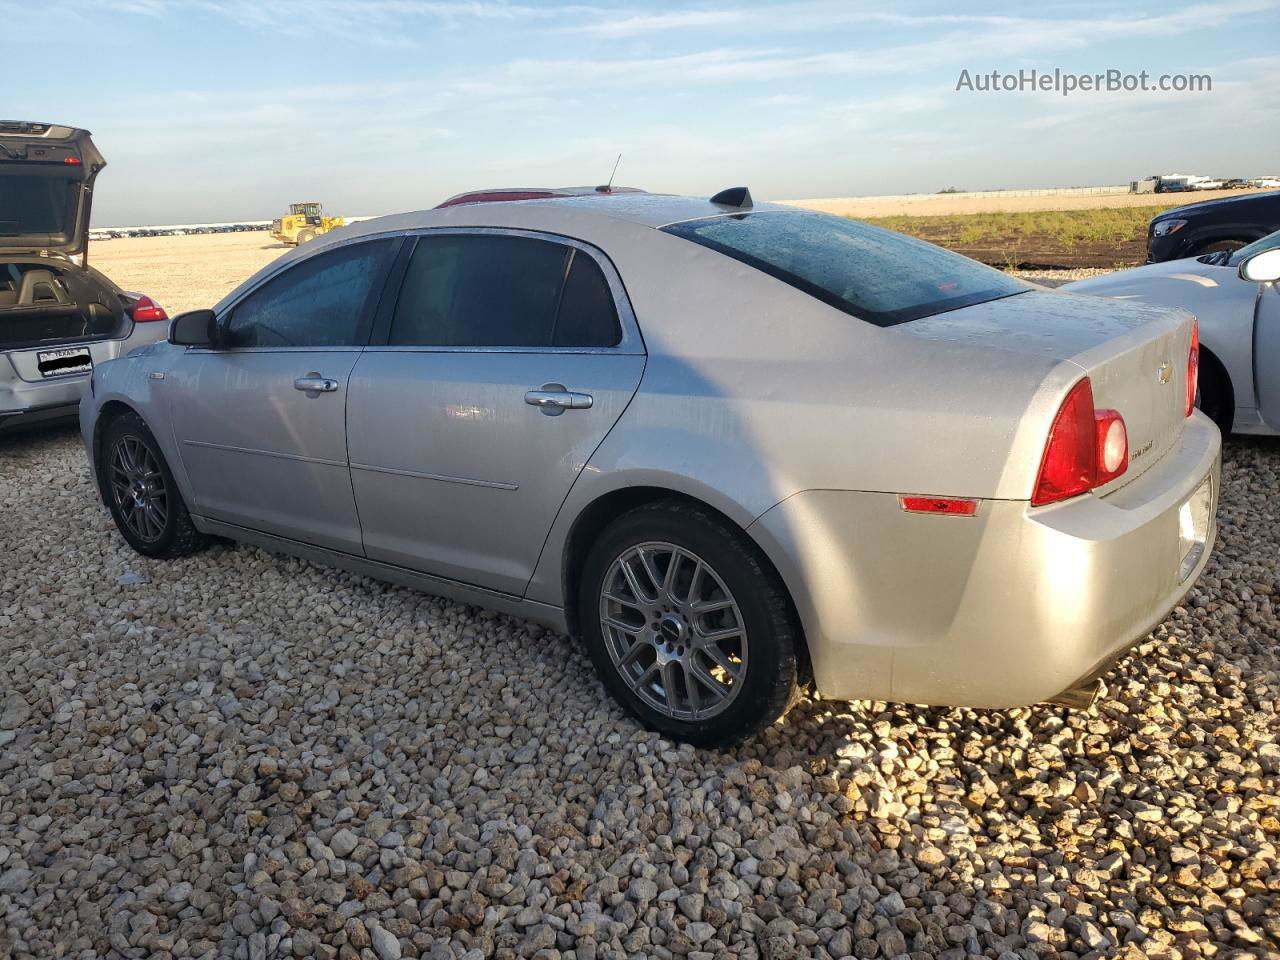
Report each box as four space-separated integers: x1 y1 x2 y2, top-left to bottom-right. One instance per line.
598 541 748 721
108 434 169 543
99 411 208 559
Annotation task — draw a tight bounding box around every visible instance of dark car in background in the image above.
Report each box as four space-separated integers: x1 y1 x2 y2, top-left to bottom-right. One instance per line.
1148 190 1280 262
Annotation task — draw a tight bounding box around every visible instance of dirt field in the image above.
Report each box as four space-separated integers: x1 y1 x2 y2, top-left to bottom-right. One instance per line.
89 232 287 316
784 188 1244 219
864 206 1170 270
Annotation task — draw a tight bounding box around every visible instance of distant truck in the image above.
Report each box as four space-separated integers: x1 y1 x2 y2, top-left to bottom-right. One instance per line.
270 202 345 246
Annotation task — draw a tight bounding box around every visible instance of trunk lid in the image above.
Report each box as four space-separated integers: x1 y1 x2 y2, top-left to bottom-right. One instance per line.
903 290 1195 491
0 122 105 262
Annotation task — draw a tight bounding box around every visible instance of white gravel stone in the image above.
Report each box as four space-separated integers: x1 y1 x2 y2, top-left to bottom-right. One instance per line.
2 422 1279 959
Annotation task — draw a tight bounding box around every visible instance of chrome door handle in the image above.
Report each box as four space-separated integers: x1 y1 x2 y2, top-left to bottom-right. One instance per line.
294 374 339 394
525 384 593 415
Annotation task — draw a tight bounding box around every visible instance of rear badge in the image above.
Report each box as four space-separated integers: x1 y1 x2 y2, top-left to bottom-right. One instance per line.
37 347 93 378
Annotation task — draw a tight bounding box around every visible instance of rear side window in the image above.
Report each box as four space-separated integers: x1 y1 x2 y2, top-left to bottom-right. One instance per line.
661 211 1029 326
225 239 393 348
554 253 622 347
388 233 621 348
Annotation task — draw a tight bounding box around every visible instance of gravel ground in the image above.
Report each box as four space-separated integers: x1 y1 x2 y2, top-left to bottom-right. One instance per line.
1010 269 1116 289
2 426 1278 960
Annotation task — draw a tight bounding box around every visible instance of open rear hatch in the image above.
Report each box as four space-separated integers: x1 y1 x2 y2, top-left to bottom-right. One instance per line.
0 122 104 262
0 123 124 351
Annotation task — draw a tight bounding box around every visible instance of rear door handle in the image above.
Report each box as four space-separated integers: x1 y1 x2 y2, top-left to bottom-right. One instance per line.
525 383 593 415
294 373 339 395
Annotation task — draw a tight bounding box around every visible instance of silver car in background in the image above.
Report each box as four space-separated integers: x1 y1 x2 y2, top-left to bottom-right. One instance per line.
1066 231 1280 436
1 122 169 430
80 189 1219 745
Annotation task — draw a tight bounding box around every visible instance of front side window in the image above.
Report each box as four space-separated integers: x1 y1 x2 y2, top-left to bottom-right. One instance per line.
224 239 393 348
661 210 1030 326
388 233 622 348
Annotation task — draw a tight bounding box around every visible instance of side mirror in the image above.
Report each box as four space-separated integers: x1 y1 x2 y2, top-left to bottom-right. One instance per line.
169 309 218 347
1239 248 1280 284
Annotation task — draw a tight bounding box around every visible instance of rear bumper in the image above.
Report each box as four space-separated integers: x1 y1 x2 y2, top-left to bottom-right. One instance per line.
0 374 89 423
0 399 80 430
749 413 1221 708
1 324 166 425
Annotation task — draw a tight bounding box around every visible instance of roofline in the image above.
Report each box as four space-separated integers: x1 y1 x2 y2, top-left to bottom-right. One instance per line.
437 185 646 207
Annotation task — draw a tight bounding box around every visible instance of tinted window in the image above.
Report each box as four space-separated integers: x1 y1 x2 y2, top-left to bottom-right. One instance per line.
0 174 78 239
553 252 622 347
389 234 622 348
661 211 1029 326
225 240 393 348
390 234 566 347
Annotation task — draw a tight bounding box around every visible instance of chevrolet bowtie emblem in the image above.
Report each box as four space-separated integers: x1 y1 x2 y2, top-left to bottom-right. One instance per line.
1157 361 1173 384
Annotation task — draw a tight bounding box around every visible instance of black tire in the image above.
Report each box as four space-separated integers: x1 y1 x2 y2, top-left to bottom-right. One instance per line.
99 412 208 559
578 499 801 747
1196 349 1234 435
296 229 316 244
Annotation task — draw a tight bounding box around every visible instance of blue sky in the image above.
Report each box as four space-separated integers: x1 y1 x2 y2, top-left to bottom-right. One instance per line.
6 0 1278 225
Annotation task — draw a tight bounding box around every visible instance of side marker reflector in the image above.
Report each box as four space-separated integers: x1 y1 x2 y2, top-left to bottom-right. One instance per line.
900 496 978 516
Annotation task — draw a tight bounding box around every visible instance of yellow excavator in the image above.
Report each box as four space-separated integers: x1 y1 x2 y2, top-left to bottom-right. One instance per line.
270 202 345 246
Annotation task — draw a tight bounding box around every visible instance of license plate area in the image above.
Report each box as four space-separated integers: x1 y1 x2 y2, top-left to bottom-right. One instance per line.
37 347 93 378
1177 475 1212 581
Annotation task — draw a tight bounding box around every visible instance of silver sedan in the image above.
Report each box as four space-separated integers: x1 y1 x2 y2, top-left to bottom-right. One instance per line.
81 190 1220 745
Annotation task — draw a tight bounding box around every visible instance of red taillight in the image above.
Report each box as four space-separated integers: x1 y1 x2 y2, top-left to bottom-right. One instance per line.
131 296 168 322
1032 377 1129 507
900 496 978 516
63 156 82 166
1186 319 1199 417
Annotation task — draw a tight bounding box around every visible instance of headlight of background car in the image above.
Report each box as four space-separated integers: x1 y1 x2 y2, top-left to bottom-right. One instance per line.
1152 219 1188 237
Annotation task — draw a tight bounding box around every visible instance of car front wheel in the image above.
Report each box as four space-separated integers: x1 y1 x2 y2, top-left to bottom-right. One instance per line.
100 412 207 559
579 500 801 746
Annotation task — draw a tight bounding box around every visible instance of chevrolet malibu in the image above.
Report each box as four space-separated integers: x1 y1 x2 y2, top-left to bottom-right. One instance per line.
80 189 1220 745
1 122 170 431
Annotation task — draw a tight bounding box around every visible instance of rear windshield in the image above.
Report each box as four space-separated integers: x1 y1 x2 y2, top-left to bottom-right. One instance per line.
0 173 79 242
661 210 1029 326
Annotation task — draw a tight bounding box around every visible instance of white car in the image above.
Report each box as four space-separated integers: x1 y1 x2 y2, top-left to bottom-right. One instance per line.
1066 233 1280 434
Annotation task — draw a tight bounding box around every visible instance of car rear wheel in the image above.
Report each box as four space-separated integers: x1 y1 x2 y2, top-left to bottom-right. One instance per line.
578 500 800 746
100 412 207 559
